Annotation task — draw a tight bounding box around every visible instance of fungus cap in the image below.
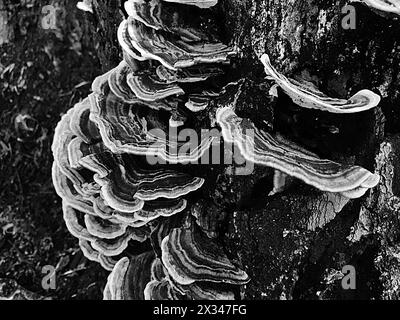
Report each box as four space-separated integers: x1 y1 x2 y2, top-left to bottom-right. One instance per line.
352 0 400 16
161 225 249 285
126 17 235 70
261 54 381 113
161 0 218 9
216 106 380 198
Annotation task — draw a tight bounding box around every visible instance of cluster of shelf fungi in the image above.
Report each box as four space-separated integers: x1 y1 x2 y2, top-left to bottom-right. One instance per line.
51 0 399 300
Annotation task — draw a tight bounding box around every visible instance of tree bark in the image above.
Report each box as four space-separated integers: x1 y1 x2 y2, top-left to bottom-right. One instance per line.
89 0 400 300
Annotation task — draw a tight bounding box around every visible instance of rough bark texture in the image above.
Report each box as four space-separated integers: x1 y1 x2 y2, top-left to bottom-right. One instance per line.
90 0 400 299
91 0 123 71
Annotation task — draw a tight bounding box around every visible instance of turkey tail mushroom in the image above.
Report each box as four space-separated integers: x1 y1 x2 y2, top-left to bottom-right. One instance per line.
52 0 239 290
161 224 249 286
69 98 101 144
51 0 386 301
351 0 400 16
104 223 246 300
88 84 216 163
161 0 218 9
125 0 219 42
216 106 380 199
261 54 381 113
104 253 155 300
124 17 235 70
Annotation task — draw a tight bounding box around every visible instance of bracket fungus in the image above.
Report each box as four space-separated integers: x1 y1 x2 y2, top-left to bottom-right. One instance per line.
118 19 147 63
261 54 381 114
125 0 219 42
69 98 101 144
161 0 218 9
126 72 185 102
125 16 235 70
103 221 247 300
52 0 382 301
161 224 249 286
89 83 217 163
144 257 236 300
351 0 400 16
156 64 223 84
215 81 380 199
52 84 205 270
104 252 155 300
107 61 176 110
52 0 240 300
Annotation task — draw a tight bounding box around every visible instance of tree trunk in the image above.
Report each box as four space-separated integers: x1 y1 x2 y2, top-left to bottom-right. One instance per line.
89 0 400 300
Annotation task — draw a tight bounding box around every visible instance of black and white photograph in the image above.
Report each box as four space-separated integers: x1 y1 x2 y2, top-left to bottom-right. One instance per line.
0 0 399 308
